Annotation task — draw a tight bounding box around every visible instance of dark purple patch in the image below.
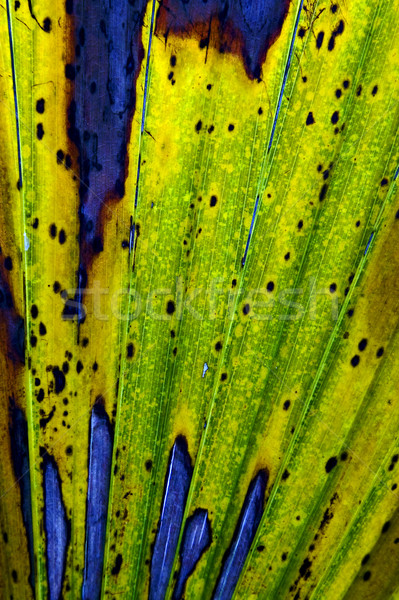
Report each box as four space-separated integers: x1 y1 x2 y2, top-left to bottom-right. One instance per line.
155 0 291 80
0 265 25 363
65 0 149 320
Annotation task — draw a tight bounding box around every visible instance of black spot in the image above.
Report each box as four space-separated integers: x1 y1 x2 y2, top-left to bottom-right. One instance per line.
319 183 328 202
36 98 45 113
92 362 98 372
32 217 39 229
306 112 315 125
115 179 125 198
11 570 17 583
65 155 72 169
331 3 338 12
36 123 44 140
351 355 360 367
65 64 76 80
66 446 73 455
49 224 57 239
335 89 342 98
215 341 222 351
52 366 66 394
358 338 367 351
328 20 344 51
282 470 290 480
127 343 134 358
302 76 307 82
170 55 176 67
145 459 153 472
347 308 354 317
361 554 370 566
283 400 291 411
76 361 83 374
4 256 13 271
376 347 384 358
298 220 303 230
363 571 371 582
208 125 214 134
56 149 64 164
284 252 290 261
39 322 46 336
166 300 176 315
210 195 217 207
382 521 391 533
43 17 51 32
243 303 250 316
207 84 212 90
329 282 336 293
356 85 362 97
111 553 122 576
381 178 388 187
59 230 66 244
31 305 38 319
267 281 274 292
371 85 378 96
228 124 234 131
331 111 339 124
258 107 263 115
343 79 349 89
195 120 202 132
356 220 361 227
62 362 69 374
257 545 265 552
325 456 337 473
92 236 103 254
340 451 348 461
298 27 306 38
53 281 61 293
316 31 324 49
232 278 237 287
220 373 227 381
30 335 37 348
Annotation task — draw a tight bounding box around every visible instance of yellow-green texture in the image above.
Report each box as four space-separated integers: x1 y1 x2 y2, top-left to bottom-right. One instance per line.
0 0 398 598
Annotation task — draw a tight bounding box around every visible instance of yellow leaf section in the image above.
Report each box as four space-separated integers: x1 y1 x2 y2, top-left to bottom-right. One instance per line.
9 1 151 597
172 0 399 598
0 6 31 598
234 181 399 600
102 2 300 597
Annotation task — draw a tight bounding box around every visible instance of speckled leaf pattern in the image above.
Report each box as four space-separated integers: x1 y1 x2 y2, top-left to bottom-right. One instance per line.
0 0 398 599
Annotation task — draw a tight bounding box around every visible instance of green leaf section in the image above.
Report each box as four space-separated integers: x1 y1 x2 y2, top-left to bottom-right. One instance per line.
0 0 398 598
102 3 301 597
0 8 32 599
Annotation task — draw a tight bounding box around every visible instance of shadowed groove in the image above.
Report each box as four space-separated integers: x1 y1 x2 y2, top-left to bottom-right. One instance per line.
149 436 193 600
173 509 212 600
82 403 113 600
42 454 69 600
212 469 268 600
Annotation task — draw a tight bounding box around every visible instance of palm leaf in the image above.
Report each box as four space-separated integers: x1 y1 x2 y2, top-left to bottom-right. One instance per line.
0 0 398 599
